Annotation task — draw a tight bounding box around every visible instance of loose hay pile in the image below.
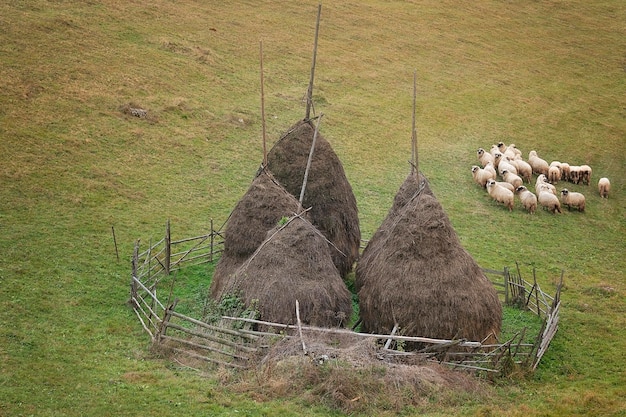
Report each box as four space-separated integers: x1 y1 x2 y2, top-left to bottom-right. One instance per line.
267 119 361 279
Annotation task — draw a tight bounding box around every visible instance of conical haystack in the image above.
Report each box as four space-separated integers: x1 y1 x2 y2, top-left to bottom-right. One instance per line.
225 216 353 328
357 176 501 346
355 172 433 292
210 169 302 300
267 119 360 278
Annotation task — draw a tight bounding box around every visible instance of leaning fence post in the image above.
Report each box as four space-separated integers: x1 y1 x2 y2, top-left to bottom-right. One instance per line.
165 219 171 275
210 218 214 262
130 240 140 307
157 299 178 344
503 266 510 305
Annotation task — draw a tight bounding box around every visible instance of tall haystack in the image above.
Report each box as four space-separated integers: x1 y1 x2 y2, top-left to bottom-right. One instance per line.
225 215 353 328
267 119 360 278
209 169 302 300
355 172 434 292
356 177 502 345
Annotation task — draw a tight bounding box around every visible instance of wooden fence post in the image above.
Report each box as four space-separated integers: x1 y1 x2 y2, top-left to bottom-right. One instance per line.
157 299 178 344
210 218 214 262
503 266 510 305
165 219 171 275
130 240 140 307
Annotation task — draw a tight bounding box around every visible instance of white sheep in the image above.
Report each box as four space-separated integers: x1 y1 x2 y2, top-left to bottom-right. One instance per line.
486 179 514 211
509 159 533 183
538 189 562 214
560 188 585 212
484 161 498 178
568 165 581 184
495 154 518 176
560 162 571 182
502 169 523 189
472 165 496 188
535 174 557 195
496 181 516 192
548 165 562 184
580 165 592 185
528 150 550 176
477 148 495 167
598 177 611 198
515 186 538 214
490 144 501 158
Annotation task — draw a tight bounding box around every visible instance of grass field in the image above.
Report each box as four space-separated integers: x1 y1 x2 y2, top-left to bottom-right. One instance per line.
1 1 625 416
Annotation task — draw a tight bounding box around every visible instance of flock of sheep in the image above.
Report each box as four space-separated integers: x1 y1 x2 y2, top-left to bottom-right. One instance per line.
471 142 611 214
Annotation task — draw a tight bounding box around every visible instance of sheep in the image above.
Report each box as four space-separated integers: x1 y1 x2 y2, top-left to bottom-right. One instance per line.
569 165 581 184
472 165 496 188
560 162 571 182
580 165 592 185
489 144 501 158
548 165 562 184
495 153 518 176
501 169 523 189
515 186 538 214
496 181 516 192
535 174 557 195
560 188 585 212
509 159 533 183
598 177 611 198
528 150 550 176
538 189 562 214
483 161 498 178
503 143 522 160
477 148 495 167
486 179 514 211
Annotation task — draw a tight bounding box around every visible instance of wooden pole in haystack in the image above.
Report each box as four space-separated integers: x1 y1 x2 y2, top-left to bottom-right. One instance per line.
259 40 268 168
411 69 418 176
305 4 322 120
298 113 324 211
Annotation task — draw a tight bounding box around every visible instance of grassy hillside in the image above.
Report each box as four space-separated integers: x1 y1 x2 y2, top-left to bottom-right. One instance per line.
1 1 624 416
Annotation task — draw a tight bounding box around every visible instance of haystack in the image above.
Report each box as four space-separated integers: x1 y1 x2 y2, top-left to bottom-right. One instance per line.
209 169 302 300
267 119 360 278
356 174 501 345
225 215 353 328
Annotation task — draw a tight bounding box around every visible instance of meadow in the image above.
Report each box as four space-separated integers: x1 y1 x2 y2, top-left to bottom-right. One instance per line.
1 1 625 415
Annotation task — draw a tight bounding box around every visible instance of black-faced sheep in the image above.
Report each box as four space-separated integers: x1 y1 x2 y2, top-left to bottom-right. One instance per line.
569 165 581 184
535 174 557 196
598 177 611 198
477 148 495 167
528 150 550 176
486 179 514 211
515 186 538 214
472 165 496 188
495 154 518 176
560 189 585 212
538 189 562 214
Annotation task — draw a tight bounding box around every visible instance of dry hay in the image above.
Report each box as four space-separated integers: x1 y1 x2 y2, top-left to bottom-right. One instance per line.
224 215 353 328
267 119 360 279
209 169 301 299
228 333 491 414
356 172 433 292
357 174 502 347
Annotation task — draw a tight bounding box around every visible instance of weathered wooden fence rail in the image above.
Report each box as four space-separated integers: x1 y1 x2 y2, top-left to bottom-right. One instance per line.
129 221 562 375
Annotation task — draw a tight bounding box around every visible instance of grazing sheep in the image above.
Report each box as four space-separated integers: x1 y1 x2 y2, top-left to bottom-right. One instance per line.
569 165 581 184
472 165 496 188
560 162 571 182
502 169 523 189
483 161 498 178
580 165 592 185
495 154 518 176
477 148 495 167
535 174 557 195
548 165 562 184
515 186 538 214
538 190 562 214
560 188 586 212
486 179 514 211
598 177 611 198
528 150 550 176
496 181 516 192
509 159 533 183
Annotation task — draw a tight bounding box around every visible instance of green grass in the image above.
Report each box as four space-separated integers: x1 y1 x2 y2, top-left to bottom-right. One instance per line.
1 0 625 416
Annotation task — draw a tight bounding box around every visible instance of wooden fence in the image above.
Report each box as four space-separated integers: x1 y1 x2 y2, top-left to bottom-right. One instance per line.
129 221 562 375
